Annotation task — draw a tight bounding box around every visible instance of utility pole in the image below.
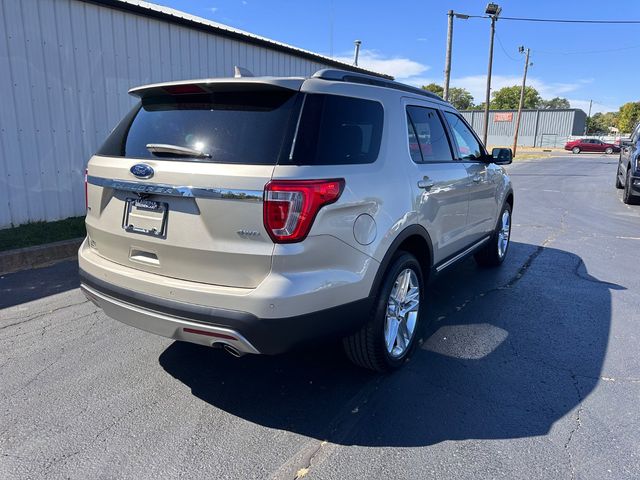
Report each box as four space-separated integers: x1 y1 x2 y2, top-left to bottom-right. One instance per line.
512 47 531 157
584 99 593 134
443 10 454 101
353 40 362 66
482 9 499 146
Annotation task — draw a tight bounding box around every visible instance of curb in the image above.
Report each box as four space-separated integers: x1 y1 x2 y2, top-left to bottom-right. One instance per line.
0 237 84 275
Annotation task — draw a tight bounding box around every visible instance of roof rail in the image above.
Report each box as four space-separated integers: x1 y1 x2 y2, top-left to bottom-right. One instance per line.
312 69 446 103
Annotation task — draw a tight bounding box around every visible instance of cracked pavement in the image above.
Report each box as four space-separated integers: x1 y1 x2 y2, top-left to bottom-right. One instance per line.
1 155 639 479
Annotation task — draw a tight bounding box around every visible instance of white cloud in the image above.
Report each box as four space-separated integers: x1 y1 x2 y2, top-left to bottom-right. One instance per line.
207 7 218 13
333 50 429 79
567 99 616 114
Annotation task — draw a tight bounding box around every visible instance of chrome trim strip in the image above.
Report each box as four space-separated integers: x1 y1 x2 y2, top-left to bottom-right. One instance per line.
435 236 491 273
87 176 263 202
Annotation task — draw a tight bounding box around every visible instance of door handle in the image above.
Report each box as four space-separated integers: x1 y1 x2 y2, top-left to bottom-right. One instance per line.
472 175 482 183
417 179 434 190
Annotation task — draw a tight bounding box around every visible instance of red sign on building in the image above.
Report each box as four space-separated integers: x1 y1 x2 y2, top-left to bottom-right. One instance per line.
494 112 514 122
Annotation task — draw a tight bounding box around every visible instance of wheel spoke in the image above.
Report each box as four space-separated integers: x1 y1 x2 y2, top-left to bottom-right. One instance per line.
395 321 408 352
385 316 399 352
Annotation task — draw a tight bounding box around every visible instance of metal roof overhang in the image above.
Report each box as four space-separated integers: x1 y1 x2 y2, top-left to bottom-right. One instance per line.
80 0 393 80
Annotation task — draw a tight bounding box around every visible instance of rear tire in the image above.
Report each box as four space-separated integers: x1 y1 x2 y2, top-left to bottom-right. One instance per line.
342 252 424 372
572 147 581 154
475 203 512 267
623 168 639 205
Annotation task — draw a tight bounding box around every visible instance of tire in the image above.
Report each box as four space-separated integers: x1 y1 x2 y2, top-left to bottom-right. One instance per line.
615 165 624 189
342 252 424 372
605 147 614 155
475 202 512 267
623 168 639 205
572 147 580 154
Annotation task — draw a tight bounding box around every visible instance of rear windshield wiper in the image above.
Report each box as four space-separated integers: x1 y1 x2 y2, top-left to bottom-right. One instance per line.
146 143 211 158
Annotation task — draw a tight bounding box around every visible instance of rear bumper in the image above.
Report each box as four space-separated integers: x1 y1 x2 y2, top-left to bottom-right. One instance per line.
80 269 373 355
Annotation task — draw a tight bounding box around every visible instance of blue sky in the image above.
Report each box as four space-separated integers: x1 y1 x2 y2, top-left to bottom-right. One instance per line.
154 0 640 113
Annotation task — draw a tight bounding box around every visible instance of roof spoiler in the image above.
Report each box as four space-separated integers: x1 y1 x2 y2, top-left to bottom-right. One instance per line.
128 77 304 99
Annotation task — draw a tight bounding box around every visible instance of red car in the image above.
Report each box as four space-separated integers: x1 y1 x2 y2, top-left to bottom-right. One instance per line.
564 138 620 154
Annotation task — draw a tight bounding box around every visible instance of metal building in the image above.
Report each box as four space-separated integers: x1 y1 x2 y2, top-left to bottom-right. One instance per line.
460 109 587 148
0 0 387 229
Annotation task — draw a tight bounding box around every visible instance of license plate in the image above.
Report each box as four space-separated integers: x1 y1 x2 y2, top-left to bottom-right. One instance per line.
122 198 168 238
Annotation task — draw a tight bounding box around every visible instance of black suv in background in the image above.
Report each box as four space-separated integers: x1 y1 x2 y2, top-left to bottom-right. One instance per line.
617 123 640 204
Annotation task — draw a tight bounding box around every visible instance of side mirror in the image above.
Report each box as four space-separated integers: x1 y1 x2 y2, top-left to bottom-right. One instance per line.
491 147 513 165
621 139 634 147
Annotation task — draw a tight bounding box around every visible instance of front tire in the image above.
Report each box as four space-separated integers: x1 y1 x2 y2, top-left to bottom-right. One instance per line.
572 147 581 154
342 252 424 372
475 203 512 267
605 147 614 154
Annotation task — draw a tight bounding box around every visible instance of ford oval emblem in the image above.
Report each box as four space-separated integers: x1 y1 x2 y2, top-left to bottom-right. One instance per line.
130 163 154 179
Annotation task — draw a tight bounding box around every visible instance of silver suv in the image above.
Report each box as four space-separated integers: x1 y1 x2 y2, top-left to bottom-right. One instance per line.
79 69 514 372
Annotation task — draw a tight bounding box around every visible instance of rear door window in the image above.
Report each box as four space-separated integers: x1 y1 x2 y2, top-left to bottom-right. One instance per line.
290 94 383 165
406 106 453 162
97 89 300 165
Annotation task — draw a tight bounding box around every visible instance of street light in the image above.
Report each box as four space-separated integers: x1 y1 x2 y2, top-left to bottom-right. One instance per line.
443 11 470 101
485 3 502 16
482 2 501 146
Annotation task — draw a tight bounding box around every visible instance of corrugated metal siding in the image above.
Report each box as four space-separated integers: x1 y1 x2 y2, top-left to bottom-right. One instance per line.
460 109 585 148
0 0 351 228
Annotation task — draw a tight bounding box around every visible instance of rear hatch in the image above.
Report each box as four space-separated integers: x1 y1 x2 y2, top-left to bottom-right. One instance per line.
85 80 302 288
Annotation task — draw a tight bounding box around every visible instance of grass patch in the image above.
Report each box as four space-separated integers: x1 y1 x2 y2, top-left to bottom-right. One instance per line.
0 217 86 252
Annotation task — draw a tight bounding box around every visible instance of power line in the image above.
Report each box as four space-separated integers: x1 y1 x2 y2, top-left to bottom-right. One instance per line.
454 14 640 24
495 33 519 62
499 16 640 24
533 44 640 56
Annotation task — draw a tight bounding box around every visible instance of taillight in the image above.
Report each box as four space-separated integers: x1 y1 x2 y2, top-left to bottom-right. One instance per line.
84 168 88 211
263 179 345 243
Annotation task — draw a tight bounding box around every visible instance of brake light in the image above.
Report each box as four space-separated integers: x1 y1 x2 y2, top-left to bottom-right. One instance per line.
263 179 345 243
84 168 88 211
162 84 205 95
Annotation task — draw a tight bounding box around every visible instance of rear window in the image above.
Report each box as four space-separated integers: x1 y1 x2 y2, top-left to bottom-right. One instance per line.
97 90 383 166
290 94 383 165
97 89 300 165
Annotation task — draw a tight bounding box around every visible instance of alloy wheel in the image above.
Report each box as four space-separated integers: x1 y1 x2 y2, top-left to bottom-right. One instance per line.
384 268 420 358
497 209 511 259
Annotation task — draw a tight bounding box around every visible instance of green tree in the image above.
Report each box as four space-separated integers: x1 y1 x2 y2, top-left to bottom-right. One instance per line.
587 111 619 134
539 97 571 109
421 83 444 97
617 102 640 133
491 85 541 110
448 87 474 110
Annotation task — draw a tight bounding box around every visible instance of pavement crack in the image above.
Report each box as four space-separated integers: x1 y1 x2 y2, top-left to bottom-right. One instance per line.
0 299 89 331
271 376 383 480
563 370 584 480
0 309 99 340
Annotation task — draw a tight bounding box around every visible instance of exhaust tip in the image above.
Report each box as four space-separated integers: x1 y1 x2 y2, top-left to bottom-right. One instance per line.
222 343 244 358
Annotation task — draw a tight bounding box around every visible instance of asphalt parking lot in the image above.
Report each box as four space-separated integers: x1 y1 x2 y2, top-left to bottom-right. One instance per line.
1 154 639 479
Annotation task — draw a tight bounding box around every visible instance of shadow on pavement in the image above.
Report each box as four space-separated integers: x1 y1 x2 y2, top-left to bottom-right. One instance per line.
0 259 79 309
159 242 621 447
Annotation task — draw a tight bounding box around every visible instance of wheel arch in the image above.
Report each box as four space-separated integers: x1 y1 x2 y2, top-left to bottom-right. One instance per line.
369 225 434 297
